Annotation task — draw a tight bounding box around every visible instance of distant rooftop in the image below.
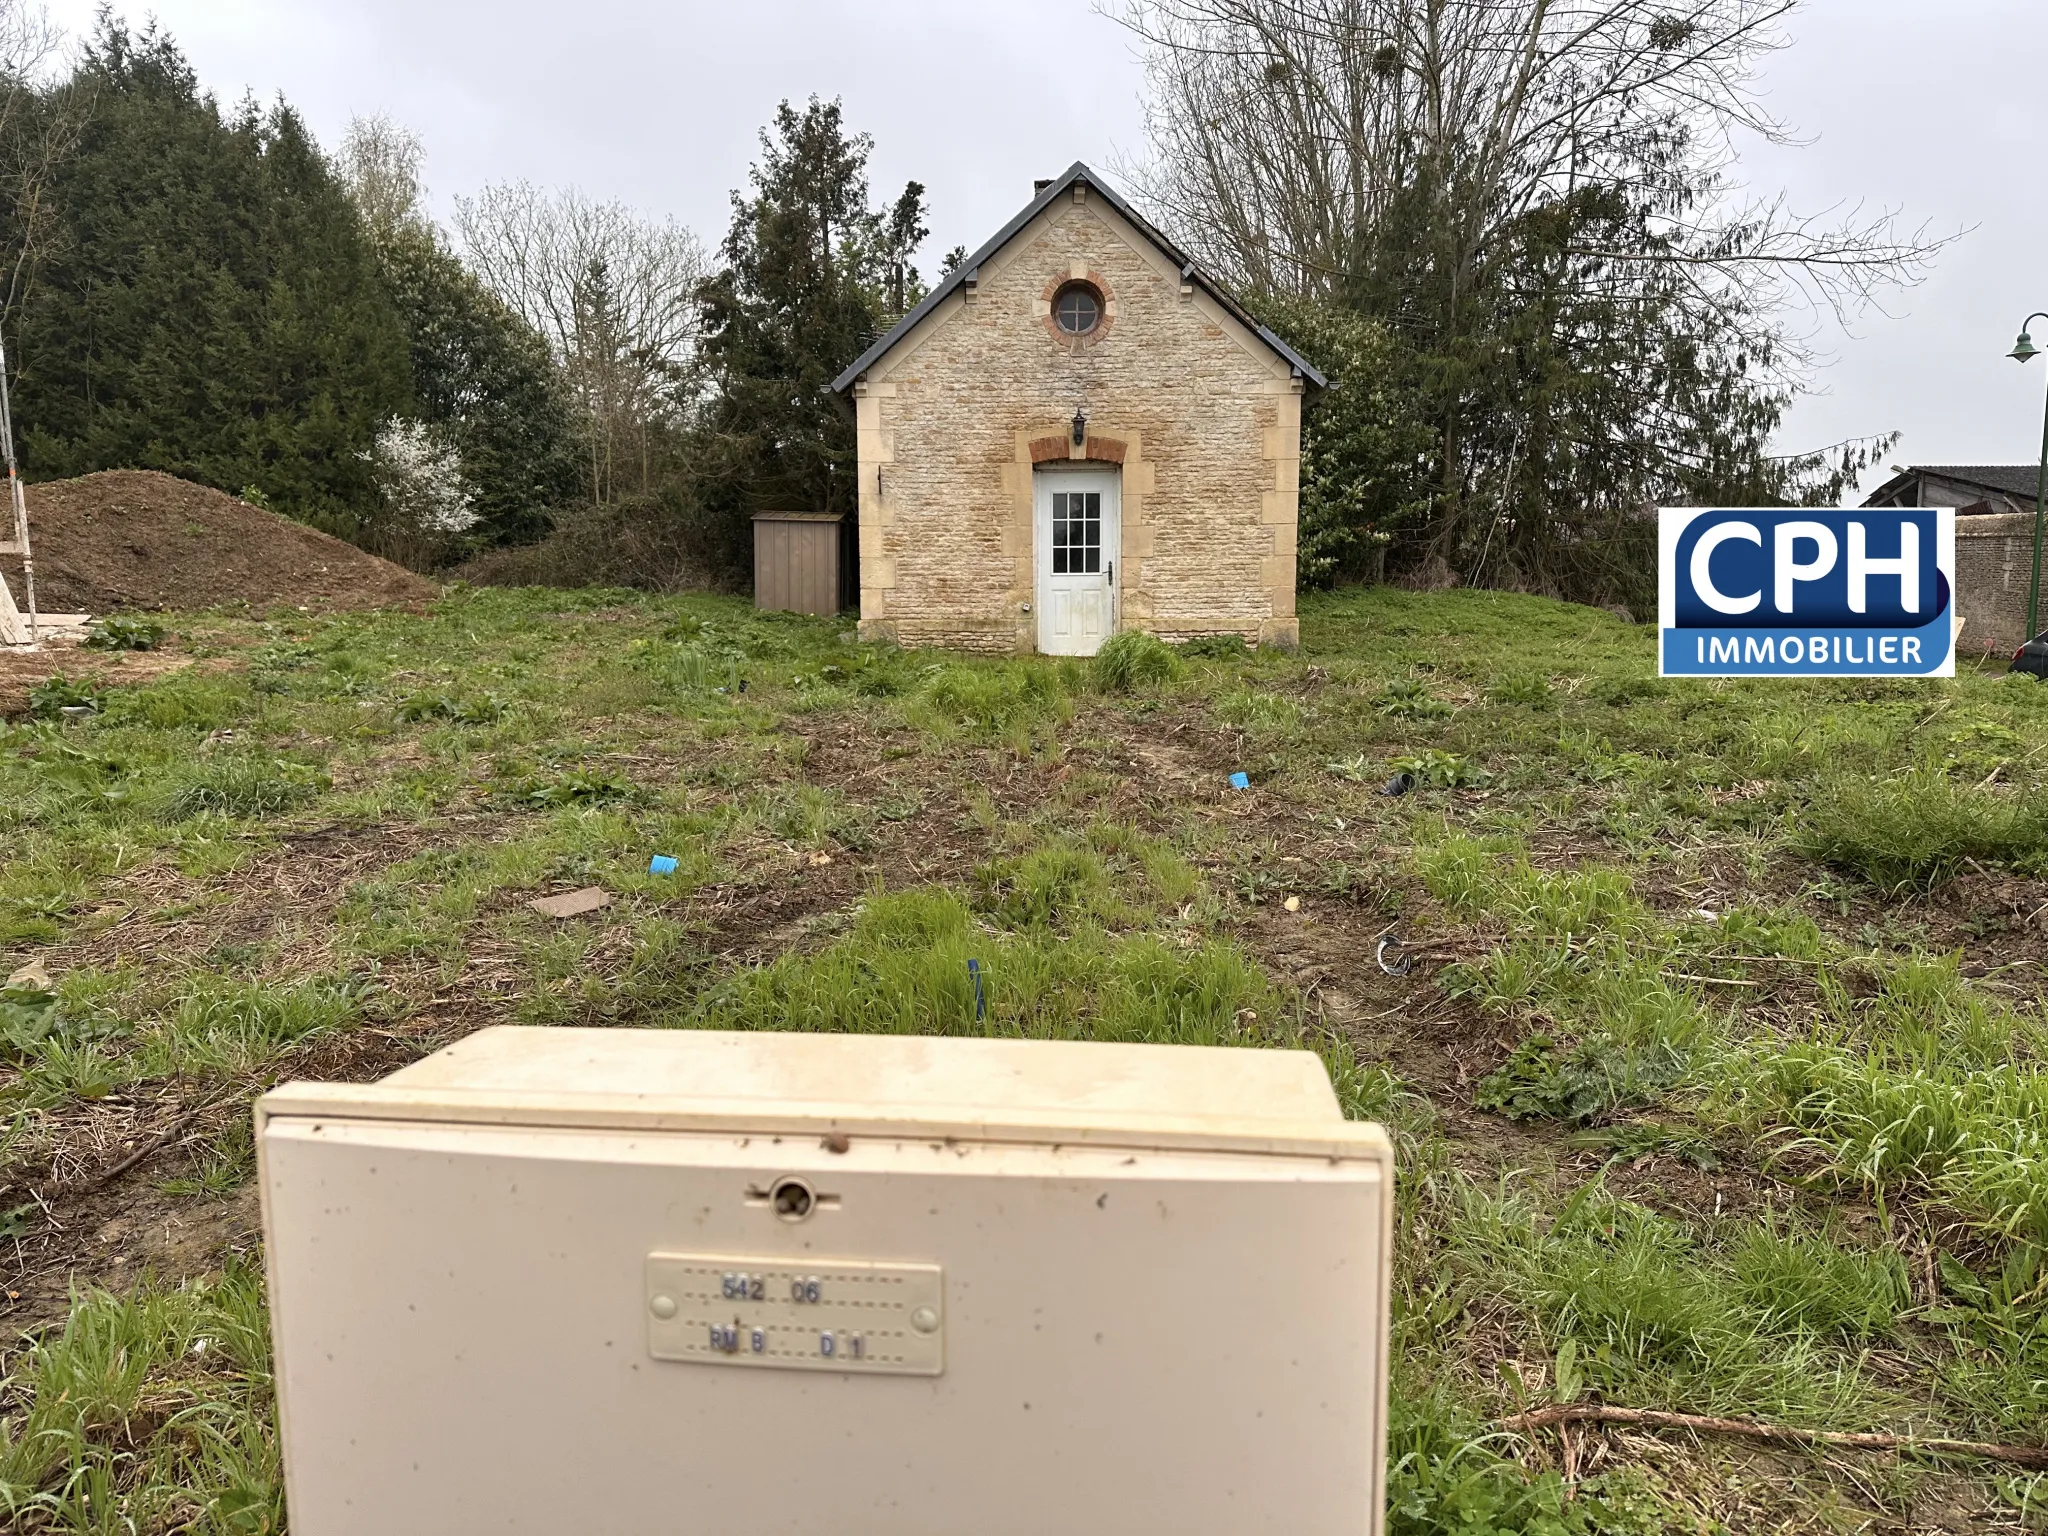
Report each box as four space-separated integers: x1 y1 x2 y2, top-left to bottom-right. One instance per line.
1862 464 2041 510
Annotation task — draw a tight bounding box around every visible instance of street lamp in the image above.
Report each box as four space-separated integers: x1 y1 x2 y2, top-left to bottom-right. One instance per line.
2007 312 2048 641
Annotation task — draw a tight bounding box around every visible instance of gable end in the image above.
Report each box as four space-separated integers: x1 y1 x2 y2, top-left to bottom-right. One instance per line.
831 163 1324 395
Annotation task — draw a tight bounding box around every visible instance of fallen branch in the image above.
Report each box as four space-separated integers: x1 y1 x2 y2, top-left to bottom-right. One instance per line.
62 1093 234 1200
1498 1404 2048 1469
71 1114 197 1196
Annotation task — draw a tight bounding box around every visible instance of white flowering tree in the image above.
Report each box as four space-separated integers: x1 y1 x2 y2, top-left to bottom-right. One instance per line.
362 417 479 566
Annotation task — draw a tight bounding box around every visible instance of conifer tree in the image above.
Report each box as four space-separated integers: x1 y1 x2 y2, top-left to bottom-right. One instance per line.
10 18 412 520
695 98 928 571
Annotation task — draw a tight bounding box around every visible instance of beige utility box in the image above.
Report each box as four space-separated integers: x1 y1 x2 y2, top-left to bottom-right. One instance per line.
258 1028 1393 1535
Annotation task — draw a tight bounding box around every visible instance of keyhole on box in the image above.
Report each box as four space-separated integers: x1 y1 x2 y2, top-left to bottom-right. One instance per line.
772 1176 816 1222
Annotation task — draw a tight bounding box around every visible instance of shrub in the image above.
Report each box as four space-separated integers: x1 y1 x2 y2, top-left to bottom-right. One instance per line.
1092 630 1181 693
453 495 714 591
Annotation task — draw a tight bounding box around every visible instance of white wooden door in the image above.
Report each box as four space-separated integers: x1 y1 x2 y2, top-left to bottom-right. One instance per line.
1034 467 1120 656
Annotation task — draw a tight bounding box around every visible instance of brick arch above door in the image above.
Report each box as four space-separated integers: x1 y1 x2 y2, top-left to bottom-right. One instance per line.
1028 432 1128 466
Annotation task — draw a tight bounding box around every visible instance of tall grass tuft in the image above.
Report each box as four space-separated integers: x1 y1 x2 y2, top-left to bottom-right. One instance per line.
906 662 1070 741
0 1261 280 1531
1092 629 1181 694
676 885 1380 1118
1726 952 2048 1247
160 756 324 822
682 887 1281 1046
1445 1178 1897 1424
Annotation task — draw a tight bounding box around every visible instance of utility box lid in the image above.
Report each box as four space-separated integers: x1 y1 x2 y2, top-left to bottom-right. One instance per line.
368 1024 1346 1128
259 1028 1392 1536
268 1026 1379 1157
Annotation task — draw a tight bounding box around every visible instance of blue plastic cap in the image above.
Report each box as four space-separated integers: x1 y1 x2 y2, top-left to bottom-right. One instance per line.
1229 771 1251 790
649 854 680 875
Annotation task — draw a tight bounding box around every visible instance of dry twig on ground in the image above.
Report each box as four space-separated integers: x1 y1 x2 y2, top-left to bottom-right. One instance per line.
1500 1404 2048 1469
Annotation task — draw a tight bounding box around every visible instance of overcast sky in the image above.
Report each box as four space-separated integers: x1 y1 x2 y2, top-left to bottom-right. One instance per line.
41 0 2048 502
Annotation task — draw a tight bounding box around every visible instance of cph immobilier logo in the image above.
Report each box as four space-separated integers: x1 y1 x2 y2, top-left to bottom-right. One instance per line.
1658 508 1955 678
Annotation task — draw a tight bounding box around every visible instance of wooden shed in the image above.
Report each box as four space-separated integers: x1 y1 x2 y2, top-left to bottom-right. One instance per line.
753 512 854 617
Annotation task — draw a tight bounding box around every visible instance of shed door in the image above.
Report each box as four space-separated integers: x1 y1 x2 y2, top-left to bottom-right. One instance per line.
1034 467 1120 656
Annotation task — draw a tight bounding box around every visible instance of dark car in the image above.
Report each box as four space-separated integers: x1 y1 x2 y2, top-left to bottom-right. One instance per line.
2013 631 2048 679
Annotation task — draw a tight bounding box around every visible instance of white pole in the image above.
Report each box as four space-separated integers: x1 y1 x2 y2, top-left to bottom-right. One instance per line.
0 326 34 645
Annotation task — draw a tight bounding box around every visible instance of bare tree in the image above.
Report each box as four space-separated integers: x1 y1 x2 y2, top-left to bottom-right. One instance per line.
0 1 78 323
454 183 704 503
1115 0 1941 332
338 113 427 243
1110 0 1952 600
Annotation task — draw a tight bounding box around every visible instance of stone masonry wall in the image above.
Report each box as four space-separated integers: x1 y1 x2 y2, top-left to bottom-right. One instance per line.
1954 512 2044 655
851 187 1304 652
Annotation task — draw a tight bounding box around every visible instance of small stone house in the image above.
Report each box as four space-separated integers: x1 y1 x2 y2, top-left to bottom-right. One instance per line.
831 163 1324 655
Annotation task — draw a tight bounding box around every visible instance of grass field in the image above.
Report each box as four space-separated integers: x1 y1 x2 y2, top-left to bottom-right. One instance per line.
2 584 2046 1533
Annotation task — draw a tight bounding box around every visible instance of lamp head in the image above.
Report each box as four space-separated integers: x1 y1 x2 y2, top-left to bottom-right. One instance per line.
1071 408 1088 448
2011 330 2040 363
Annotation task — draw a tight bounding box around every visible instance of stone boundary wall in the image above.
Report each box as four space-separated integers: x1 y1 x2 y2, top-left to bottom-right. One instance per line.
1954 511 2043 656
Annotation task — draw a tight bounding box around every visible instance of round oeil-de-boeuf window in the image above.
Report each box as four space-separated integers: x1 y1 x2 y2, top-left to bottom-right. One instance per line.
1053 282 1103 335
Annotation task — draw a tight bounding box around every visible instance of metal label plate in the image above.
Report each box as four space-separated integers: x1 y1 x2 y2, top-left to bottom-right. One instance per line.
646 1253 944 1376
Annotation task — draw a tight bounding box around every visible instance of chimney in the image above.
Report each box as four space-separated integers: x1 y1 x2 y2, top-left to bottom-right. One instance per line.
1034 178 1054 195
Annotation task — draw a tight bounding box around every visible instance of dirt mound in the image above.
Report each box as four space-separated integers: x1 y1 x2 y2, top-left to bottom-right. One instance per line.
0 470 437 615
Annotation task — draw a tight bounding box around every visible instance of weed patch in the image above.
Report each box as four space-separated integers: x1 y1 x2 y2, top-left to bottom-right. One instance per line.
1474 1032 1687 1124
82 615 166 652
1797 767 2048 889
26 676 103 718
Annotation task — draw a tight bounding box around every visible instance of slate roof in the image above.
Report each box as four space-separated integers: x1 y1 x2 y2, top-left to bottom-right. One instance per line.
1863 465 2042 508
830 162 1326 395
